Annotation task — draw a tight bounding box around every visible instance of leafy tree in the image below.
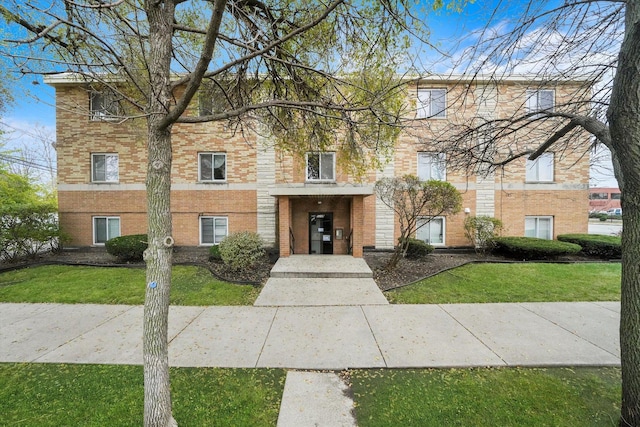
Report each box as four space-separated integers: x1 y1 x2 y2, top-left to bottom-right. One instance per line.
418 1 639 424
0 1 438 425
0 169 62 262
375 175 462 270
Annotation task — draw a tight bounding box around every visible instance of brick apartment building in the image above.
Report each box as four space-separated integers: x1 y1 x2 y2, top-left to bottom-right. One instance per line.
46 75 591 257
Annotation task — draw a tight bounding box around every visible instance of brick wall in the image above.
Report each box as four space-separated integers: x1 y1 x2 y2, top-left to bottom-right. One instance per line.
54 78 591 249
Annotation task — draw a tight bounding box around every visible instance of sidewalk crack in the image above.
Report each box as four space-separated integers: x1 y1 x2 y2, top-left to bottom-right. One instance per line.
360 305 388 368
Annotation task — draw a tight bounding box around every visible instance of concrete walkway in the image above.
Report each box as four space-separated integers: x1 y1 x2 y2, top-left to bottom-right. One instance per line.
0 301 620 368
256 255 388 306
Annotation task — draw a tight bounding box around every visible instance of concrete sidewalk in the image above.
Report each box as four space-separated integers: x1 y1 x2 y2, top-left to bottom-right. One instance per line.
0 301 620 368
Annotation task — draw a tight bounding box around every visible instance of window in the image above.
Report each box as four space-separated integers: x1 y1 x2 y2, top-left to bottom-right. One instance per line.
416 217 445 246
198 81 231 116
417 89 446 118
526 89 554 117
418 152 446 181
611 192 621 200
92 153 119 182
526 152 554 182
306 152 336 182
525 216 553 240
90 91 122 120
199 153 226 181
200 217 228 245
589 192 609 200
93 216 120 245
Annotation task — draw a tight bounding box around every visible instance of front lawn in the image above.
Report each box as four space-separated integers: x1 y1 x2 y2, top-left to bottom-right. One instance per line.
387 262 621 304
0 363 285 426
352 367 621 426
0 265 260 305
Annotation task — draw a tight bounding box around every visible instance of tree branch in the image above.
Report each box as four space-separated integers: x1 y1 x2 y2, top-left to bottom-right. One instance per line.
161 0 227 127
0 6 69 48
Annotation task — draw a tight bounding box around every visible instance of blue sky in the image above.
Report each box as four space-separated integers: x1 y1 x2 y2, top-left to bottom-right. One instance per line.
0 0 619 187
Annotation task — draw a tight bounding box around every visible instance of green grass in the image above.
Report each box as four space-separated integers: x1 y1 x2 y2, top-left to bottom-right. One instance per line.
0 265 260 305
0 363 285 426
352 367 621 426
387 262 621 304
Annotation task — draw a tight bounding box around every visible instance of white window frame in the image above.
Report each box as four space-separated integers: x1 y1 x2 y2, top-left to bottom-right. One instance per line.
93 216 120 245
90 91 122 121
91 153 119 183
525 216 553 240
306 152 336 182
417 152 446 181
526 152 554 182
198 152 227 182
199 216 228 245
526 89 555 118
416 216 446 246
416 88 447 119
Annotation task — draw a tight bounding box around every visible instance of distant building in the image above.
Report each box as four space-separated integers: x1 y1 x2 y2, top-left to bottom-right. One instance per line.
589 187 621 213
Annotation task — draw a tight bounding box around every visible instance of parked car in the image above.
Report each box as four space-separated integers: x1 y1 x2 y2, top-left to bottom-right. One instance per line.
607 208 622 216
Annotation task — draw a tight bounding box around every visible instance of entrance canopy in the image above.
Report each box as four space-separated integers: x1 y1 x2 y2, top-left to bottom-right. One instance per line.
271 184 373 258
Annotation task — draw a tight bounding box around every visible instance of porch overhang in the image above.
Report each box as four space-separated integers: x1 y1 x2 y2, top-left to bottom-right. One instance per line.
268 183 374 197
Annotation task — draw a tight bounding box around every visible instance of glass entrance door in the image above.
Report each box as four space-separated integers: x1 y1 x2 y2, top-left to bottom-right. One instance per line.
309 213 333 254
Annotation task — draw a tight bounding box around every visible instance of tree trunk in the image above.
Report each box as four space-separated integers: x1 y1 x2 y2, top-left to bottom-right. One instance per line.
607 2 640 425
143 124 176 427
143 1 177 426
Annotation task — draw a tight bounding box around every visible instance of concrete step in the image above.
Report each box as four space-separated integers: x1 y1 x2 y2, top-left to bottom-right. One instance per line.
269 255 373 279
254 278 389 306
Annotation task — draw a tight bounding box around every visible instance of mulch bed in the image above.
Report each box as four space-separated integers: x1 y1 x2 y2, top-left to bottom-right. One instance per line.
1 247 602 291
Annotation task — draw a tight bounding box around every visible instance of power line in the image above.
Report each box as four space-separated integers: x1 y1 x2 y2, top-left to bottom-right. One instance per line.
0 153 57 172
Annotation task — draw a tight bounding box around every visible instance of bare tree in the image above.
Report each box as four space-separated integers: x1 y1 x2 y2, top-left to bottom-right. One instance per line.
0 1 432 425
0 123 56 194
375 175 461 270
416 1 639 425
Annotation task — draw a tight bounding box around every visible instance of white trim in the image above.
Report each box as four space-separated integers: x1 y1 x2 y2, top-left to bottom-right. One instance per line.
526 89 555 118
268 183 373 196
305 152 336 182
89 91 122 121
91 153 119 183
416 216 446 246
57 183 262 191
56 182 588 193
417 152 446 181
526 152 555 183
44 72 594 87
525 216 554 240
416 88 447 119
199 216 228 246
198 152 227 182
92 216 121 245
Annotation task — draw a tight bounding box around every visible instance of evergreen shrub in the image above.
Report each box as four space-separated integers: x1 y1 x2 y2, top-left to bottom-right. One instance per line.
492 236 581 260
105 234 148 262
558 234 622 259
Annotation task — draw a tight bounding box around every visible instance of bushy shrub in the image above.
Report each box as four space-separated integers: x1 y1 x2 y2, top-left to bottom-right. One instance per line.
0 203 64 262
105 234 148 261
218 231 265 270
589 212 609 221
492 236 581 260
400 238 434 259
464 215 503 255
558 234 622 259
208 244 222 261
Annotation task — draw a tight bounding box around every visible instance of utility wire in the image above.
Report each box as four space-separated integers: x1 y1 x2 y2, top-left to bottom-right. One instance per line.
0 153 57 172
